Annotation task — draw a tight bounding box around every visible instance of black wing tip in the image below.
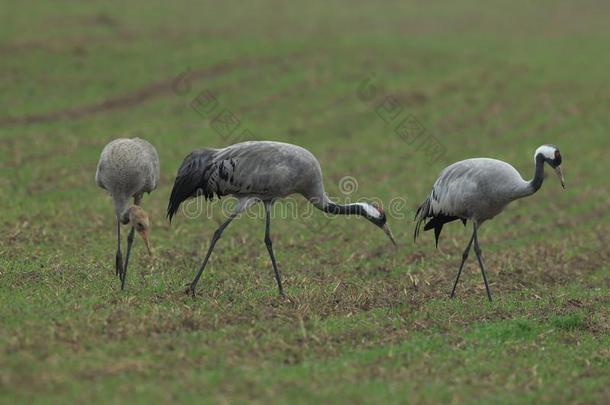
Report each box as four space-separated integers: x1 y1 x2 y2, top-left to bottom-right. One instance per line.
414 192 468 247
434 225 441 248
166 205 176 222
166 149 217 223
413 196 431 243
421 214 464 248
166 182 185 222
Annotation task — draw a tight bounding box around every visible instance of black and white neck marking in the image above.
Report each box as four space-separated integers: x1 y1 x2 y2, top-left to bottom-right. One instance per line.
529 144 562 193
319 200 386 226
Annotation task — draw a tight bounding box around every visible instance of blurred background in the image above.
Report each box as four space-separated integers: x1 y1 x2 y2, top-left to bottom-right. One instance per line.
1 1 609 403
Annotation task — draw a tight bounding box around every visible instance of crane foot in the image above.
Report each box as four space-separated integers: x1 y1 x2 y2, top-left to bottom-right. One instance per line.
184 284 197 298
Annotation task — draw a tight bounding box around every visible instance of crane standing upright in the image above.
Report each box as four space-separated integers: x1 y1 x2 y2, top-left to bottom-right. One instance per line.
167 140 396 297
415 144 565 301
96 137 160 289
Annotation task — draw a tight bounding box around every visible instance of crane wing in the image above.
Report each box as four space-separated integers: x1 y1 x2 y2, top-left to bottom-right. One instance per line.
167 146 268 221
167 141 322 221
414 162 475 246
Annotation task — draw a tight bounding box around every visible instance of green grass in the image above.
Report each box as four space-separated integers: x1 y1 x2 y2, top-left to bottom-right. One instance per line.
1 0 609 403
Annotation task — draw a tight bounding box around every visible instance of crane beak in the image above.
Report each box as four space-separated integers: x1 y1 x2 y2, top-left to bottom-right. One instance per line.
139 230 153 256
554 166 565 189
381 223 397 246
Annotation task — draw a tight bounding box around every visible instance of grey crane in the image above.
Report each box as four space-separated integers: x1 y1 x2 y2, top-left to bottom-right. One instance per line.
96 137 160 289
167 140 396 297
414 144 565 301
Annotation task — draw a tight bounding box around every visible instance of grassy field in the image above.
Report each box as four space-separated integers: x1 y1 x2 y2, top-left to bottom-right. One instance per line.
1 0 609 403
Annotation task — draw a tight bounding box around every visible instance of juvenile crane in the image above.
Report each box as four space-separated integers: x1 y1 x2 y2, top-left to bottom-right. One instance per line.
96 137 159 289
414 145 565 301
167 140 396 297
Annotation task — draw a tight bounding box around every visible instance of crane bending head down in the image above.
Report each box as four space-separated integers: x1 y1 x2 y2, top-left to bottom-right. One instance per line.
324 200 396 245
127 205 152 255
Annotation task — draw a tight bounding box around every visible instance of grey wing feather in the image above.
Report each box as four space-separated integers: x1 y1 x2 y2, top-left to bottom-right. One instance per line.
414 162 477 244
428 163 478 218
167 141 323 221
96 137 160 195
414 158 527 244
95 160 106 190
96 137 159 218
210 141 322 198
206 157 242 196
133 137 160 192
166 148 246 221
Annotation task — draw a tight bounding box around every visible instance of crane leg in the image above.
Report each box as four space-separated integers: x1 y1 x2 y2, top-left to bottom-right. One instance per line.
450 230 475 298
473 223 492 302
121 226 136 290
187 213 238 297
264 203 284 297
115 219 124 279
121 194 142 289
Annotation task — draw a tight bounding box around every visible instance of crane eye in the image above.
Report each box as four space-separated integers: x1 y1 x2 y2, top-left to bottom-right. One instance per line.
555 150 561 159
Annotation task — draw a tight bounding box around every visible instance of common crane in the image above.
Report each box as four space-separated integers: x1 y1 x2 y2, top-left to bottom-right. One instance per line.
167 141 396 297
96 137 159 290
414 144 565 301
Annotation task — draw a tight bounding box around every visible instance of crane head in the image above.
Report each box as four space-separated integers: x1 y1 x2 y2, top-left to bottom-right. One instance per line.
535 144 565 189
363 202 397 246
128 205 153 256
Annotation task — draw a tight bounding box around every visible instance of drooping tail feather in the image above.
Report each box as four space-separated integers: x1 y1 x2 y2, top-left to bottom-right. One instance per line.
414 195 465 247
167 149 217 222
414 196 432 242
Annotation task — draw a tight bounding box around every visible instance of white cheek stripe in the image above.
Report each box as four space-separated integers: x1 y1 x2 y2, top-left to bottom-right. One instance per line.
356 203 381 218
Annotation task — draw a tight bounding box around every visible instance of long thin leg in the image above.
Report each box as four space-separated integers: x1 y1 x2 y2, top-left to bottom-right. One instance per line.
121 226 136 290
473 223 492 302
115 219 123 278
450 230 475 298
264 202 284 297
121 194 142 289
187 213 238 297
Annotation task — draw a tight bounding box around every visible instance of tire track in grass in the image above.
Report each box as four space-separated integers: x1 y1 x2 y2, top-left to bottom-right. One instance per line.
0 52 309 127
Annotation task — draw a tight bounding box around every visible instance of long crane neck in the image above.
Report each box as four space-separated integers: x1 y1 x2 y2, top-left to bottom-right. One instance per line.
324 201 368 216
527 153 546 194
307 190 382 219
312 194 367 217
306 188 396 246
